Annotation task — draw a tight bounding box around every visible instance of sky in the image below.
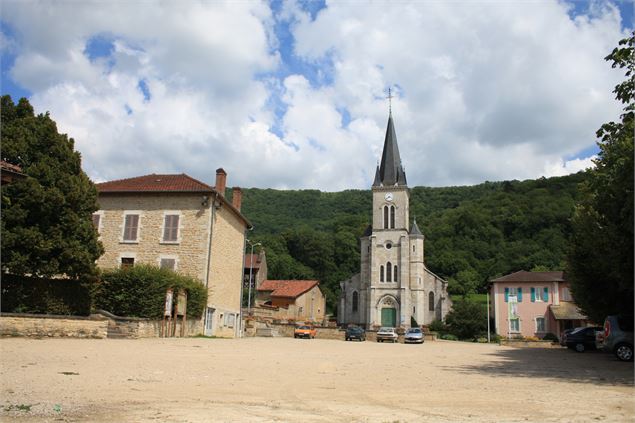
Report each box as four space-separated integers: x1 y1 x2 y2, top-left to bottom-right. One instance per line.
1 0 633 191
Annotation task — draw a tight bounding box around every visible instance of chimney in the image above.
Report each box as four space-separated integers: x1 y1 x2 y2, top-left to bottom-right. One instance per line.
232 187 242 211
215 168 227 196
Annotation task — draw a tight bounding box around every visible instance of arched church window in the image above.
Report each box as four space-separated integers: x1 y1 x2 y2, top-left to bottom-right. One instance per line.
390 206 395 228
383 206 389 229
386 262 392 282
394 265 398 282
429 291 435 311
413 245 415 252
380 265 384 282
352 291 359 312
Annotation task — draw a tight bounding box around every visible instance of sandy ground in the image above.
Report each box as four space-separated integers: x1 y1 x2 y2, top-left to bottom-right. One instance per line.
1 337 633 423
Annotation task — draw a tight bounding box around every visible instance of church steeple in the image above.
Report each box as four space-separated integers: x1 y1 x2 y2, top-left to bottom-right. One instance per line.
375 113 407 187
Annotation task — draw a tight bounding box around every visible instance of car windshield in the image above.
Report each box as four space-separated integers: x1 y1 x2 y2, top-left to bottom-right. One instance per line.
379 327 392 332
298 326 310 330
407 328 421 333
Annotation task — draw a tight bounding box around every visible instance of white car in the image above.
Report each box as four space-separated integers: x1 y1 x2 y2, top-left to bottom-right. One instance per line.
404 327 424 344
376 327 398 343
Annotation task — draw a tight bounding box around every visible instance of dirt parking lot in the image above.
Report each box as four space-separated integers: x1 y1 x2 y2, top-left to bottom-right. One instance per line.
1 337 633 422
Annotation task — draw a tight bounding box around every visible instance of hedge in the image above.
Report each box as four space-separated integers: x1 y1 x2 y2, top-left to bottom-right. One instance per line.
1 274 93 316
94 265 207 319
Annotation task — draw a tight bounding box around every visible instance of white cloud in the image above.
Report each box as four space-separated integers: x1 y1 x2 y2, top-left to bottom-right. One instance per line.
1 0 629 191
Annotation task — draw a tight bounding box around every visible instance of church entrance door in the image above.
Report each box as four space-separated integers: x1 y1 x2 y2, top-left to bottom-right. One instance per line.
381 308 397 327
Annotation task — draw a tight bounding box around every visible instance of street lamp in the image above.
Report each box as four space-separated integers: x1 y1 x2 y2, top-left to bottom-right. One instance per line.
246 239 261 315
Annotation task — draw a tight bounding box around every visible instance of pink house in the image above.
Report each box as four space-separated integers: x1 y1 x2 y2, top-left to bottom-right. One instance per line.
490 271 590 339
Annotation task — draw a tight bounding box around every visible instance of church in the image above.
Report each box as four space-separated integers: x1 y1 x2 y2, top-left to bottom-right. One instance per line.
338 112 451 329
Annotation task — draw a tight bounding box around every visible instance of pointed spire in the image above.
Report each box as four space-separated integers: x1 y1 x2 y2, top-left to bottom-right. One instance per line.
372 165 381 187
410 217 422 236
378 114 407 186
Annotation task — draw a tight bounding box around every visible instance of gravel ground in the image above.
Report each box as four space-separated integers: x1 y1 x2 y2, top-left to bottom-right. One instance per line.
1 337 633 422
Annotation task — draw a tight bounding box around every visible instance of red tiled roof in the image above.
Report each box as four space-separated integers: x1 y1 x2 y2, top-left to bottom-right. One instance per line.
96 173 214 193
244 254 261 269
491 270 565 283
257 280 319 299
1 160 23 173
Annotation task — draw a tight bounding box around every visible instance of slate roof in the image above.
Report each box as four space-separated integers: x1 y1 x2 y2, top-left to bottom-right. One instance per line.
96 173 214 193
257 280 320 299
374 114 407 187
490 270 566 283
409 218 423 236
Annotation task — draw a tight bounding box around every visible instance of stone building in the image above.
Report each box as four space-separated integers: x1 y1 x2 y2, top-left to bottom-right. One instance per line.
256 280 325 323
244 249 268 291
95 168 251 337
339 113 451 329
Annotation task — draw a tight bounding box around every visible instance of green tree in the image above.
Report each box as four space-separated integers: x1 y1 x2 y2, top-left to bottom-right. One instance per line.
1 96 103 278
444 297 487 340
567 34 634 322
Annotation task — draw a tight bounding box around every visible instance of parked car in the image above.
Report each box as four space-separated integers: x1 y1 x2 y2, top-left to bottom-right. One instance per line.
404 327 424 344
603 315 634 362
560 328 577 346
565 326 603 352
376 327 398 343
345 326 365 342
294 325 317 339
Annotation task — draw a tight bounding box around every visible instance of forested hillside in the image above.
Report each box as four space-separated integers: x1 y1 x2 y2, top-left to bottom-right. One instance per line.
236 172 587 315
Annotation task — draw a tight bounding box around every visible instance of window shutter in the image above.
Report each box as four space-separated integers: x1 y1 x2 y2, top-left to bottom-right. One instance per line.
530 287 535 302
504 287 509 302
543 287 549 302
518 287 523 302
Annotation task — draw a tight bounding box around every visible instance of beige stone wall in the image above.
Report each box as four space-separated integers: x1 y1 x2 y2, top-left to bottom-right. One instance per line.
206 206 246 338
294 286 326 322
0 315 108 338
96 193 211 281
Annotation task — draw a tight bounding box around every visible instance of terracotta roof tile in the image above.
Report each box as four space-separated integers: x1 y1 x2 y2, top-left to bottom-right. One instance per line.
1 160 23 173
96 173 214 193
257 280 319 299
491 270 565 283
244 254 261 269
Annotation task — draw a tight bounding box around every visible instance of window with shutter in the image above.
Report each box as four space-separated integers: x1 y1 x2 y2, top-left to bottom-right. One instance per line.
163 214 179 242
160 258 176 270
123 214 139 241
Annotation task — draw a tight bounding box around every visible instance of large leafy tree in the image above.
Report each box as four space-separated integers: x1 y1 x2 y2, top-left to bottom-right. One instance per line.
568 34 634 322
1 96 103 278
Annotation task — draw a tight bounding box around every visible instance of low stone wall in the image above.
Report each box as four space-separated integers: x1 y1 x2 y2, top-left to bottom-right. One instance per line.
0 312 203 339
0 313 108 338
500 339 562 348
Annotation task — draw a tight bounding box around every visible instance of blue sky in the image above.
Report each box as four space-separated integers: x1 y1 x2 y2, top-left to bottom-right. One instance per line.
1 0 632 190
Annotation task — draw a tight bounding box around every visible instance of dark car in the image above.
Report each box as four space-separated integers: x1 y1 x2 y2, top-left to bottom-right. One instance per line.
560 328 577 346
345 326 365 341
603 315 634 362
566 326 603 352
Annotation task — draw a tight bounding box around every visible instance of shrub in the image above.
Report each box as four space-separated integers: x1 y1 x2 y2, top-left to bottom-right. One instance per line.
542 332 559 342
428 319 448 333
94 265 207 319
0 274 94 315
444 297 487 340
524 335 540 342
440 333 458 341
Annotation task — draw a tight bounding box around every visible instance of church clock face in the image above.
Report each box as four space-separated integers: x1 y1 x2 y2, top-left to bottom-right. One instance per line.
385 192 393 202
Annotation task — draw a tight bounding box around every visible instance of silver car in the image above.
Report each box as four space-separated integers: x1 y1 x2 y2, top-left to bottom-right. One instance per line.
404 327 424 344
376 327 398 343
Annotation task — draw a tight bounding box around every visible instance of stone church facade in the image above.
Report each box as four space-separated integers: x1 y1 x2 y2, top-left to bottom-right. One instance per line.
339 113 451 328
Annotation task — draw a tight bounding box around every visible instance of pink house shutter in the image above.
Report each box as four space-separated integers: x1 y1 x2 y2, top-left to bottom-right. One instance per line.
543 287 549 302
530 287 535 302
518 287 523 302
504 287 509 302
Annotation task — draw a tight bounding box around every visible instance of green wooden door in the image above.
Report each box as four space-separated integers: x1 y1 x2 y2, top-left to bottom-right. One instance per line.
381 308 397 327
